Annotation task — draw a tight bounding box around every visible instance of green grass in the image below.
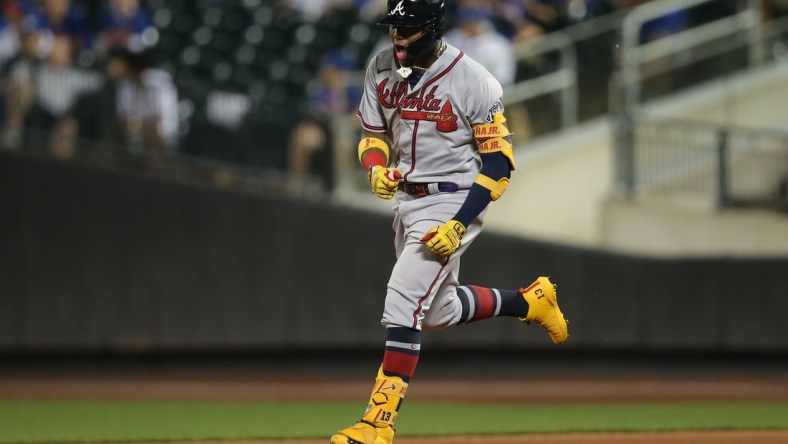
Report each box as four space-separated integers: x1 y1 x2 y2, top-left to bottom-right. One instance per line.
0 400 787 443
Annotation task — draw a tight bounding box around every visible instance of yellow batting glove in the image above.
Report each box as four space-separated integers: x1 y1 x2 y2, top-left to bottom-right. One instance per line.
420 220 466 256
369 165 402 200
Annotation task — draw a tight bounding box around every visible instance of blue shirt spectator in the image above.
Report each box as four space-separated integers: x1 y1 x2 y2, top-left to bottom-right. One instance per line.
308 49 363 115
95 0 155 55
640 9 688 43
445 6 516 86
24 0 89 48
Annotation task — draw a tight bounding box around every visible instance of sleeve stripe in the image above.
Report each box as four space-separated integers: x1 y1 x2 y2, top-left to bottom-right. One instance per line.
356 111 386 132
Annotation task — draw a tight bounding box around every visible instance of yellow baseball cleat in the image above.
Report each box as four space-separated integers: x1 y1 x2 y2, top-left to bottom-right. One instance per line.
520 276 568 344
329 423 394 444
331 366 405 444
330 422 378 444
375 426 395 444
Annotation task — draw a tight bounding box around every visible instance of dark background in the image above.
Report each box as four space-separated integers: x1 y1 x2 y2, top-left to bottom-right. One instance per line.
3 151 787 367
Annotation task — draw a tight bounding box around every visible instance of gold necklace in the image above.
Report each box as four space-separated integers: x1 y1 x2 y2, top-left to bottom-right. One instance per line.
398 41 446 78
412 41 447 71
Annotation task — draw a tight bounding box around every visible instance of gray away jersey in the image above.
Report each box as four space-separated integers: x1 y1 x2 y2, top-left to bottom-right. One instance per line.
357 43 505 188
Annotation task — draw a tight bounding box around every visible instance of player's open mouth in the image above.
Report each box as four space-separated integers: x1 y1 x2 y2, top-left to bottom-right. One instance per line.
395 44 408 61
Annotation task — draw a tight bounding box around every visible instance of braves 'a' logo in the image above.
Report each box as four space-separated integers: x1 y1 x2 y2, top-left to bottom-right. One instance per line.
391 0 406 16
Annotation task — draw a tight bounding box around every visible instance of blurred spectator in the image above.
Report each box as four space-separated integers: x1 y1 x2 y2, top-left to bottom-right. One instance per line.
94 0 156 57
640 8 688 43
763 0 788 60
445 5 516 86
24 0 90 59
765 0 788 20
287 49 360 192
637 4 689 99
0 11 19 126
478 0 525 39
112 50 177 154
523 0 568 34
467 0 614 40
39 0 87 34
1 32 101 154
352 0 387 22
0 26 39 149
446 1 547 140
455 0 546 45
0 1 26 70
69 49 178 158
565 0 615 24
288 114 335 193
604 0 689 44
279 0 333 22
307 49 363 115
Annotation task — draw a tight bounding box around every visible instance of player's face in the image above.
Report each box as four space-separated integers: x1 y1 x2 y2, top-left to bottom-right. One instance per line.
390 25 425 63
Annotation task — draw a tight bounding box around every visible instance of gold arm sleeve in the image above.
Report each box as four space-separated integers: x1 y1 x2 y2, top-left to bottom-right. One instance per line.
357 136 390 166
474 174 510 201
473 112 516 170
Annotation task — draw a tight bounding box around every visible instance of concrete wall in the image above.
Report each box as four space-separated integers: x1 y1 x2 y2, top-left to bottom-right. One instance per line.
0 152 788 353
4 151 788 353
601 196 788 257
484 118 614 249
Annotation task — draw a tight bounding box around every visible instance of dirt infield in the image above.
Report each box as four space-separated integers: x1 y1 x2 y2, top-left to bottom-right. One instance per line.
2 369 788 444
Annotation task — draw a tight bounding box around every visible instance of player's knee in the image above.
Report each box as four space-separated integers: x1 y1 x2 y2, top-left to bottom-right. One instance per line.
421 299 463 331
381 290 418 329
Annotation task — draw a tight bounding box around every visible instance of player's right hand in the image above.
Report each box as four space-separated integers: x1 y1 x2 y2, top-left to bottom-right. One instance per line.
369 165 402 199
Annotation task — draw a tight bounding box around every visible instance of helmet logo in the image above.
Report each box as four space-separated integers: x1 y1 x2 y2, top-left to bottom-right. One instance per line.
391 0 406 16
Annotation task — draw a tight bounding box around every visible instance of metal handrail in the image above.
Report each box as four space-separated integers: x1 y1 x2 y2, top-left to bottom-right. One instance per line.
637 12 755 63
619 0 764 109
503 32 578 127
503 11 626 129
621 117 788 209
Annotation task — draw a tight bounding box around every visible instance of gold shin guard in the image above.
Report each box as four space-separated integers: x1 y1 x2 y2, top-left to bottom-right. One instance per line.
362 366 408 426
330 367 408 444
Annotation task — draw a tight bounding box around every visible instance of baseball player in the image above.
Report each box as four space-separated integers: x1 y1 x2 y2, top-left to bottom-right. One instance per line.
330 1 568 443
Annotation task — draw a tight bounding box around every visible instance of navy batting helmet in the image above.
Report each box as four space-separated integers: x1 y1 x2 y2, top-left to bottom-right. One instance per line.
378 0 446 62
377 0 446 28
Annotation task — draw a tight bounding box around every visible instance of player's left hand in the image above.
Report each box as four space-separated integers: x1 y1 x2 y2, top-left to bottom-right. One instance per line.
421 220 466 256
